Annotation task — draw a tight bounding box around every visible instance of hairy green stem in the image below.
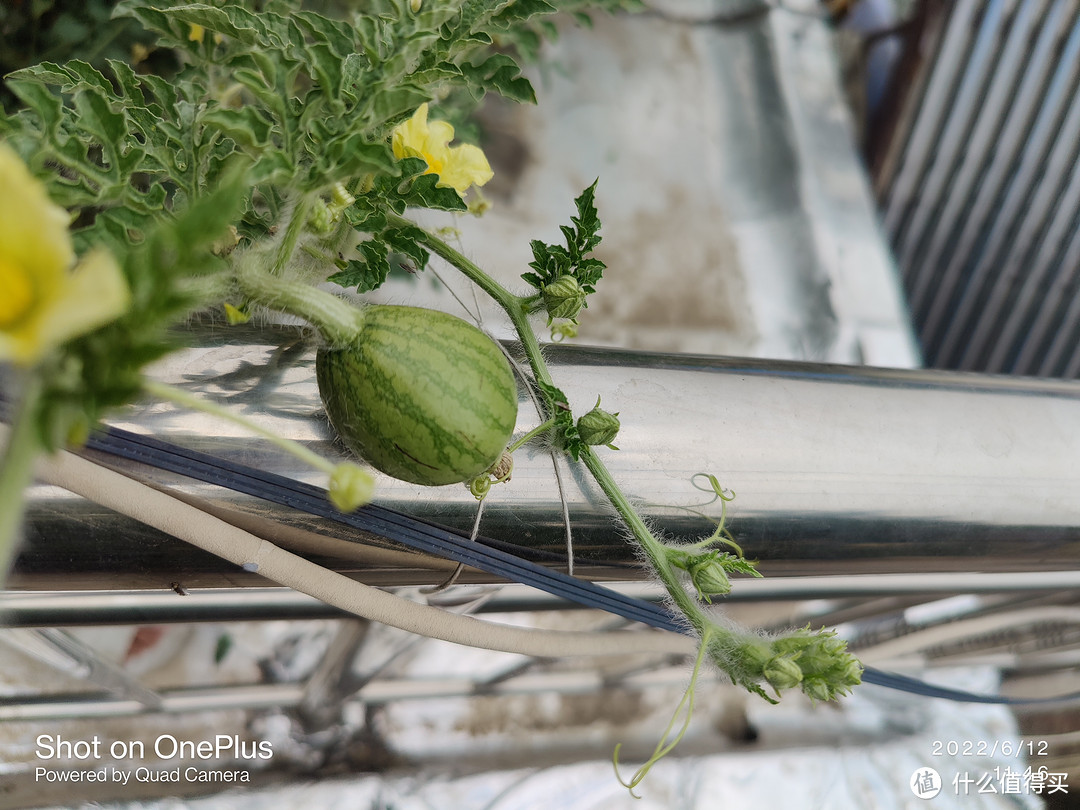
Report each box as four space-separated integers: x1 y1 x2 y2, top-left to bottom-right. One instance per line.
581 447 710 635
507 418 557 454
273 195 314 277
235 262 363 346
0 373 44 581
386 212 554 392
403 220 709 631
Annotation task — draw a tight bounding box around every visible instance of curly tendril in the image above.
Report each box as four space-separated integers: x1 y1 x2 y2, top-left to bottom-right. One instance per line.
614 627 715 797
467 450 514 501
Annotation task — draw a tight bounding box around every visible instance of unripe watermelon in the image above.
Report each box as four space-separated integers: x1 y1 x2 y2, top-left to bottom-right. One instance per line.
316 305 518 486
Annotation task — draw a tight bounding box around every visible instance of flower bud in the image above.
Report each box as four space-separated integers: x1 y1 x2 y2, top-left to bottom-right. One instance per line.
801 678 833 703
576 397 620 448
330 182 356 211
328 462 376 512
308 200 334 235
542 275 586 321
763 655 803 692
837 656 863 688
685 553 731 601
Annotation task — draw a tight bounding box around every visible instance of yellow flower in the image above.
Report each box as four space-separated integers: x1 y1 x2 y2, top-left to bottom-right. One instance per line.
0 144 129 366
188 23 224 45
391 103 493 196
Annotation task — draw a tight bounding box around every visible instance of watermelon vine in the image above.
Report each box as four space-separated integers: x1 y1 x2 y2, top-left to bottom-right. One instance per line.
0 0 860 795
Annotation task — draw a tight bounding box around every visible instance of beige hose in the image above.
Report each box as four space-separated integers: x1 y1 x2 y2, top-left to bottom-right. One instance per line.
32 444 695 659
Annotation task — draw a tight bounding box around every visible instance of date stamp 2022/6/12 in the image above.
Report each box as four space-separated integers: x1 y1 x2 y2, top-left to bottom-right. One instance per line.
909 739 1067 800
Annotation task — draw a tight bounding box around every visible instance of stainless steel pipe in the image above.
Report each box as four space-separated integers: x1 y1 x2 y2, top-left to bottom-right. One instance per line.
10 325 1080 590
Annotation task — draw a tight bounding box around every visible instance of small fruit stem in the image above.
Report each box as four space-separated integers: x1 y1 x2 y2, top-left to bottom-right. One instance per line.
143 380 337 477
235 262 363 347
273 195 313 277
386 213 554 392
507 418 557 454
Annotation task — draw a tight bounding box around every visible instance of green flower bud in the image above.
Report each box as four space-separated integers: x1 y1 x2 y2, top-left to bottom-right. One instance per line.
665 549 734 602
734 641 773 674
798 634 850 677
308 200 334 235
542 275 586 321
576 396 620 448
686 554 731 601
836 656 863 689
330 182 356 211
801 678 833 703
328 462 376 512
763 655 803 692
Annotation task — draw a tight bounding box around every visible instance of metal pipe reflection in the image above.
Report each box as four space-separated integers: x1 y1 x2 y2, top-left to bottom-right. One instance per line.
11 326 1080 589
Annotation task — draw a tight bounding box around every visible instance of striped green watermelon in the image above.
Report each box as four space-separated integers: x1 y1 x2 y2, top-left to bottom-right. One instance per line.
316 305 518 486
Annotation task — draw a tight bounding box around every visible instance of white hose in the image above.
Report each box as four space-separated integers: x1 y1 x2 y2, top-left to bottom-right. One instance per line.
31 446 696 659
856 607 1080 665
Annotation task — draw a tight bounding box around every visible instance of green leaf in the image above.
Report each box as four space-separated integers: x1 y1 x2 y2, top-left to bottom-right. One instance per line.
396 171 468 212
62 60 116 96
367 84 432 126
328 239 392 293
382 225 431 272
72 87 127 157
201 107 275 149
522 180 605 299
458 52 535 103
488 0 558 30
5 79 64 138
161 4 266 47
535 380 587 460
292 10 356 59
339 53 368 103
714 553 763 578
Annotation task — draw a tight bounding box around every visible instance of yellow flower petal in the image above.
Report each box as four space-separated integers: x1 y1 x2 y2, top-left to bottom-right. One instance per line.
437 143 494 195
0 143 129 366
425 120 456 153
223 302 250 324
390 104 493 197
0 253 35 328
30 250 129 360
392 103 431 161
0 143 74 298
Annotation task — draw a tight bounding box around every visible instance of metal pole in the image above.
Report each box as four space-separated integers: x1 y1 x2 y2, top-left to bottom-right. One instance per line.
9 329 1080 589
